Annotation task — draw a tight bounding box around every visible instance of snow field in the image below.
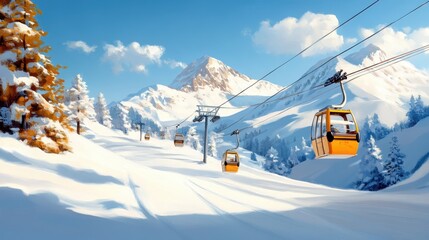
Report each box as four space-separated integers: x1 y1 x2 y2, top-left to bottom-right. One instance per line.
1 120 429 239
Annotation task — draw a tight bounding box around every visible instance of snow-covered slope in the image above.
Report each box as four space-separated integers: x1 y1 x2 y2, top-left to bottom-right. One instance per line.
1 122 429 239
214 44 429 153
220 45 429 139
112 56 283 129
290 116 429 188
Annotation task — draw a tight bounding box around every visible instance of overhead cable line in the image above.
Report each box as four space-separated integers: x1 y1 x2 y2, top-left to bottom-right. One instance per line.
228 44 429 133
213 0 380 110
169 0 379 129
164 112 195 129
217 1 429 134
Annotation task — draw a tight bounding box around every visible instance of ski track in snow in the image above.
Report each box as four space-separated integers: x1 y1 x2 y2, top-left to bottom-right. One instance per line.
128 177 188 240
186 180 286 240
187 178 361 239
128 177 156 221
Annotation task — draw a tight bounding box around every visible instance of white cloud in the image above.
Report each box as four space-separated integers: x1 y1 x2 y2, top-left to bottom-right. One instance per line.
359 26 429 56
65 40 97 53
252 12 344 57
103 41 185 74
164 60 187 69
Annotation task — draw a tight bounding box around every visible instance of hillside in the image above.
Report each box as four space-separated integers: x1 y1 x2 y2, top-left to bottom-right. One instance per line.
1 121 429 239
211 45 429 163
290 117 429 188
217 45 428 134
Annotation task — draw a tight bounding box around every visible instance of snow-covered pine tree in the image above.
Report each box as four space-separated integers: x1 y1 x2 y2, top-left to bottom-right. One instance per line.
298 136 314 161
208 132 218 158
356 135 385 191
263 147 276 171
109 103 130 134
94 92 112 128
65 74 95 134
407 95 425 127
185 126 202 151
0 0 70 153
382 136 407 187
286 145 300 169
264 146 289 176
250 152 257 161
362 113 391 141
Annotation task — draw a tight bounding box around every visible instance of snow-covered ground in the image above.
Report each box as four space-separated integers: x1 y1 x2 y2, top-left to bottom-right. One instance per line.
1 121 428 239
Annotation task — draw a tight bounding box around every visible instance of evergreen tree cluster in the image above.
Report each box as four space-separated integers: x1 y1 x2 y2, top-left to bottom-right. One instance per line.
242 133 315 176
406 95 428 128
355 94 428 191
109 104 162 136
356 135 408 191
361 113 391 142
392 95 429 131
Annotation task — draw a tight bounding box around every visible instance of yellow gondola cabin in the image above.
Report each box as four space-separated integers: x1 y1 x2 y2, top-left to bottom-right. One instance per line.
222 150 240 173
311 108 360 159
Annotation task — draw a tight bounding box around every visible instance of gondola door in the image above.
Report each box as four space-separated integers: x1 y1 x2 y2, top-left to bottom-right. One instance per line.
311 111 329 158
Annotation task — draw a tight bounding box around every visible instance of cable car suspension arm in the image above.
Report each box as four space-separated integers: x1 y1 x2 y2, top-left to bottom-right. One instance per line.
324 70 348 109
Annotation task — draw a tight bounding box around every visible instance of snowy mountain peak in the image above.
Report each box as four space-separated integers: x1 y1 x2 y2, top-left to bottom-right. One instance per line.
345 44 387 65
170 56 251 93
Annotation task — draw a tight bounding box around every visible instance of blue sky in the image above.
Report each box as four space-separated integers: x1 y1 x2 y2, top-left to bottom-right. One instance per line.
33 0 429 103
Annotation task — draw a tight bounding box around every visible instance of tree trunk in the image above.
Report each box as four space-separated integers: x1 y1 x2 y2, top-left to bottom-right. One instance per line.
77 120 80 135
20 114 26 129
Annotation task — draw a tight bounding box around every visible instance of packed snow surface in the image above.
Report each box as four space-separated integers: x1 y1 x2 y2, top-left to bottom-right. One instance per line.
1 121 428 239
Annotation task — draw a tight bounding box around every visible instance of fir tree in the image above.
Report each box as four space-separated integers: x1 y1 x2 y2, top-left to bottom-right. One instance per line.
287 145 300 169
263 146 277 171
110 103 130 134
250 152 257 161
298 136 314 161
0 0 70 153
407 95 425 127
208 132 218 158
185 126 202 151
356 135 385 191
65 74 95 134
94 92 112 128
382 136 407 186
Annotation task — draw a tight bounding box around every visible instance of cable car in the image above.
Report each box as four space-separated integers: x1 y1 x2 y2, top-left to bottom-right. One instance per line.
144 132 150 140
222 150 239 172
311 108 360 158
311 70 360 159
174 133 185 147
221 130 240 173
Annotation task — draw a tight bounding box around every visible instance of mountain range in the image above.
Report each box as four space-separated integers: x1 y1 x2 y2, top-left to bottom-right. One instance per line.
110 56 283 128
112 44 429 137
